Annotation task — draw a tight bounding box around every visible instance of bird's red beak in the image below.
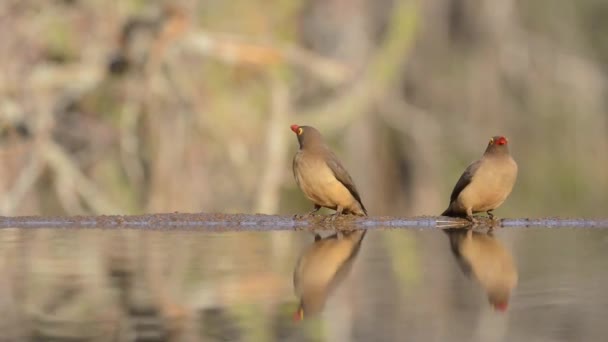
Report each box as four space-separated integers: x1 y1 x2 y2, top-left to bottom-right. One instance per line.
293 307 304 322
493 301 509 312
290 124 299 133
497 136 508 145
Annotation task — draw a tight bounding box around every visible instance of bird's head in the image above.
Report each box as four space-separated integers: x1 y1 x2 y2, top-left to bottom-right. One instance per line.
485 136 510 155
290 124 303 135
290 124 324 148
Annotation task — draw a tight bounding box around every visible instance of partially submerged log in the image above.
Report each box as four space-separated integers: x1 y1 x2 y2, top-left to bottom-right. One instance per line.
0 213 606 230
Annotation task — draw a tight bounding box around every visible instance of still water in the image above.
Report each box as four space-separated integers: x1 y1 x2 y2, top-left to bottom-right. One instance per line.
0 226 607 341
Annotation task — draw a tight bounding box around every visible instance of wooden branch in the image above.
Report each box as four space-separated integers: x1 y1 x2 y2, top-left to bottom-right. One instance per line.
41 142 122 214
0 152 45 215
181 31 352 85
0 213 605 230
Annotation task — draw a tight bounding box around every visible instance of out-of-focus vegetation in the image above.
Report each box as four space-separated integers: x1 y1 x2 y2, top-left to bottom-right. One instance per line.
0 0 606 218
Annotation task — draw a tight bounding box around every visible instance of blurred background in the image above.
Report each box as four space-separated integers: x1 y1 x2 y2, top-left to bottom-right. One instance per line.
1 0 607 218
1 2 608 341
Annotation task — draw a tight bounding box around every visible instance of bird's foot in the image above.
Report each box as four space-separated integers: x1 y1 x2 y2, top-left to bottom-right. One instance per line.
328 214 340 222
294 206 321 219
488 217 502 233
328 209 344 222
466 215 479 226
483 210 501 228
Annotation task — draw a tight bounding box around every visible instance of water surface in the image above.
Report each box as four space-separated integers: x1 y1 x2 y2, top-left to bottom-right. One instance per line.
0 226 607 341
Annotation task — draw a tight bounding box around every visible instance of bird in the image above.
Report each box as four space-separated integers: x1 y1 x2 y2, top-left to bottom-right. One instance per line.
290 124 367 217
444 228 518 312
293 230 367 321
442 136 518 222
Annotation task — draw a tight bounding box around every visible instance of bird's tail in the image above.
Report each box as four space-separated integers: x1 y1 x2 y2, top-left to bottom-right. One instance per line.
355 202 368 216
442 206 468 218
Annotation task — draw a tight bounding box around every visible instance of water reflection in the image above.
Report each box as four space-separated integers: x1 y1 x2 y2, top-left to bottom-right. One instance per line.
292 229 366 320
1 227 608 341
444 228 518 311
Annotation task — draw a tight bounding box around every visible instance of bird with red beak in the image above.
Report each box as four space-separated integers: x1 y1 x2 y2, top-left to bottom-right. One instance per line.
442 136 518 222
290 124 367 217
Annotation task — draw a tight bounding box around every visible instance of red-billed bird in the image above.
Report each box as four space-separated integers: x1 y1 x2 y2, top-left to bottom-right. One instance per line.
291 125 367 217
442 136 517 221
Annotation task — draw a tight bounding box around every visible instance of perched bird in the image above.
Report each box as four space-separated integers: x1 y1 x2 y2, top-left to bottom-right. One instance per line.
444 228 518 312
291 125 367 217
442 136 518 221
293 230 367 320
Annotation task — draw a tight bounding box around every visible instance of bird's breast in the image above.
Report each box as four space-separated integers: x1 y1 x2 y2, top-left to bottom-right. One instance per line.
460 157 517 211
293 152 355 209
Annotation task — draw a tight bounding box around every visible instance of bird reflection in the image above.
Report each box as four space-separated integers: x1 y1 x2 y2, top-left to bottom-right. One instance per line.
293 229 367 320
444 228 518 311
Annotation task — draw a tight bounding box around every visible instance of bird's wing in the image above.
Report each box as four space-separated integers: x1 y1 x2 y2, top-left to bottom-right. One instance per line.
324 150 367 214
292 151 302 187
449 159 483 203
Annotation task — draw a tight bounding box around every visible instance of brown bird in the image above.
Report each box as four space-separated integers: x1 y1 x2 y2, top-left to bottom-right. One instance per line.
291 124 367 217
293 230 367 321
442 136 517 222
444 228 518 312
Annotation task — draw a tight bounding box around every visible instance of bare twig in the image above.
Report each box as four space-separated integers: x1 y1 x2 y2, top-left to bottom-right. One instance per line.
54 171 87 215
181 31 353 85
41 142 121 214
0 150 45 215
119 102 145 193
